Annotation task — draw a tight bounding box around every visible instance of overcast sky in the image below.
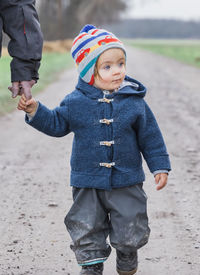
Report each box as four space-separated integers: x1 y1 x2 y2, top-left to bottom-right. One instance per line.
125 0 200 21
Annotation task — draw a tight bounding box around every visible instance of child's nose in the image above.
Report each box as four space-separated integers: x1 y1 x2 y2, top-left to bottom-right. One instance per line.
113 66 121 75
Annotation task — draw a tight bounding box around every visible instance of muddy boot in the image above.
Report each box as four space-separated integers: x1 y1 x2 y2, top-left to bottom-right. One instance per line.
116 250 138 275
80 262 103 275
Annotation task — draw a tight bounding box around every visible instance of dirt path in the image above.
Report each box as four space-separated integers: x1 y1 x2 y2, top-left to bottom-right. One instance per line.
0 46 200 275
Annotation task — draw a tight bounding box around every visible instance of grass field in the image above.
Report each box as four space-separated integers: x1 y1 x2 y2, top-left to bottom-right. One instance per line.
128 39 200 68
0 52 73 116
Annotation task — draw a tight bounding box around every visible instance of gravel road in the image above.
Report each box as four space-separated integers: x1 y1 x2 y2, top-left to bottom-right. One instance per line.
0 46 200 275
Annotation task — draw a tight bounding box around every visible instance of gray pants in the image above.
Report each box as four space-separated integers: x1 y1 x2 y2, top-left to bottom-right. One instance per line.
64 184 150 266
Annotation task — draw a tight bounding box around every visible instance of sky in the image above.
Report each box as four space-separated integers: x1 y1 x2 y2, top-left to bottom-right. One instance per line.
125 0 200 21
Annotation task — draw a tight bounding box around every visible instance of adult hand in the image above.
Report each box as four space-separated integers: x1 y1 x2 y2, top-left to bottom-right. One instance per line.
8 80 36 100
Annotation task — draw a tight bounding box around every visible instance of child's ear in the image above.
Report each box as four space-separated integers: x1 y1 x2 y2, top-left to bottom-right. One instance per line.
94 65 98 77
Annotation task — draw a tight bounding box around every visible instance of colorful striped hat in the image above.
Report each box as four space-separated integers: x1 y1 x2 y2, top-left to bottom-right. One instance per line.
71 24 126 85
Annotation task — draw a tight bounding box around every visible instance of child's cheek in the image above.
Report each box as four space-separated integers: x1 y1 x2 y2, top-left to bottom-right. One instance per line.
121 67 126 76
99 70 110 82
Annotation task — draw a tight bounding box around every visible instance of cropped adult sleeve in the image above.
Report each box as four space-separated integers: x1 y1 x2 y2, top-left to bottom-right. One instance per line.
135 101 171 173
0 16 3 57
0 1 43 82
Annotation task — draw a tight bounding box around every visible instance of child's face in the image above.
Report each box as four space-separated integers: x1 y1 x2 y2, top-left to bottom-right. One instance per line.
94 48 126 91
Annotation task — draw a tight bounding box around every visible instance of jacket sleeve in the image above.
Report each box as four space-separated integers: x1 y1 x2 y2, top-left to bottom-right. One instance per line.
25 97 71 137
135 101 171 173
0 1 43 82
0 16 2 57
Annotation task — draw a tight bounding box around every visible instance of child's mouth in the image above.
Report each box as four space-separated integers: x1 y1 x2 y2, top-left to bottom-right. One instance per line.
112 79 121 83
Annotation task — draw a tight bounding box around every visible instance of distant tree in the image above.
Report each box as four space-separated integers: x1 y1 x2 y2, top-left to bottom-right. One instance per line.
105 19 200 39
69 0 126 25
39 0 61 40
39 0 128 40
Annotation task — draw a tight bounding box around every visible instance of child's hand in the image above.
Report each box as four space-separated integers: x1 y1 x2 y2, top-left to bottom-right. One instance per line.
17 94 38 116
154 173 168 190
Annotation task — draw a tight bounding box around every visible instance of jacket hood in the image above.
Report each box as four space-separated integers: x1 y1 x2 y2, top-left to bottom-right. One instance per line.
76 75 146 99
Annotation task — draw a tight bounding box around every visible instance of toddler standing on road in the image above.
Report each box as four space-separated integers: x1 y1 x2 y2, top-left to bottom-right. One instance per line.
18 25 171 275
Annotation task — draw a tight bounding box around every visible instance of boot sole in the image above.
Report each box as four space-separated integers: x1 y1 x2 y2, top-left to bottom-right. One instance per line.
117 267 137 275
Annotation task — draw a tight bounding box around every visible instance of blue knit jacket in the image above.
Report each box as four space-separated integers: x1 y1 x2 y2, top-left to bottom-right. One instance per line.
26 75 171 190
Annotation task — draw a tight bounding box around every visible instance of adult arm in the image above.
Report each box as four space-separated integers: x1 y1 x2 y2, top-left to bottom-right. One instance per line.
0 0 43 98
0 16 2 58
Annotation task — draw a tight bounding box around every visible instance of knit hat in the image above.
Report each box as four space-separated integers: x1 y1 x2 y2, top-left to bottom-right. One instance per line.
71 24 126 85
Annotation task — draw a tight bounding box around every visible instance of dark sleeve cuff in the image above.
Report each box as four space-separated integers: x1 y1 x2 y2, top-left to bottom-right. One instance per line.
11 58 40 82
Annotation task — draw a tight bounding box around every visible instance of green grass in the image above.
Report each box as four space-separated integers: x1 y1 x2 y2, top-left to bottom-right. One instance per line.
0 52 73 116
127 39 200 68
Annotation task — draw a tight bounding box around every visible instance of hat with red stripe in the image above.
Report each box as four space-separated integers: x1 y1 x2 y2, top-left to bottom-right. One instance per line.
71 24 126 85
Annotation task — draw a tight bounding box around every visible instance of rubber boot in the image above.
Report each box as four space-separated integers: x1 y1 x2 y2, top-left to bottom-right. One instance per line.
116 250 138 275
80 262 103 275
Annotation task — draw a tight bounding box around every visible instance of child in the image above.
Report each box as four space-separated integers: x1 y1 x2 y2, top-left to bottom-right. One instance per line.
18 25 171 275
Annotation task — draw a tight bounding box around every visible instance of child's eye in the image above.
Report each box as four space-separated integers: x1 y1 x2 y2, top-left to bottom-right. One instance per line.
104 65 110 70
119 62 125 67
